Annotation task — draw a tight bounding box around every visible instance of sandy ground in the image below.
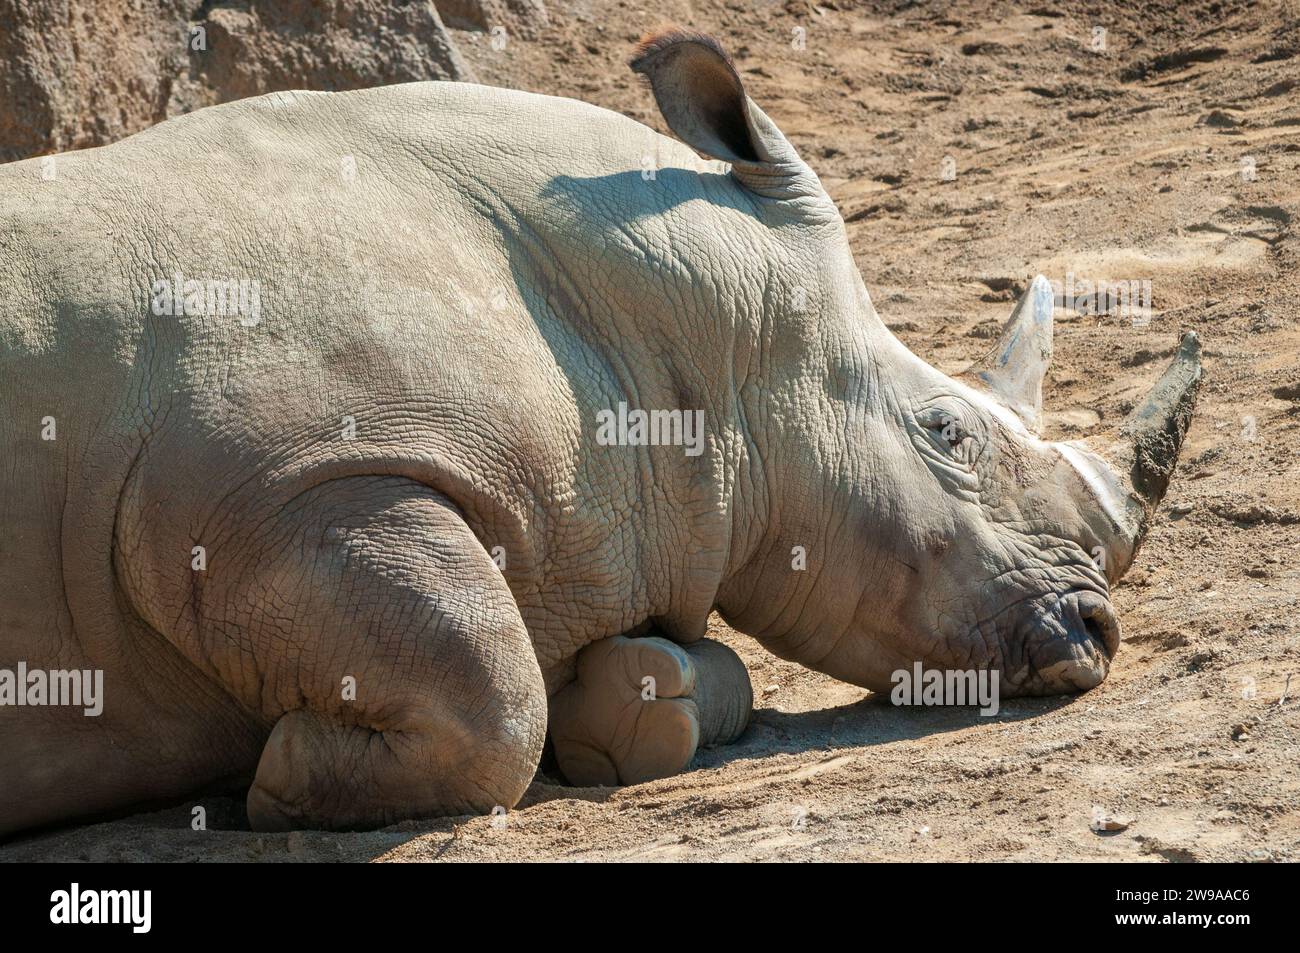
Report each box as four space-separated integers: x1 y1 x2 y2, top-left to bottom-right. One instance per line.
4 0 1299 861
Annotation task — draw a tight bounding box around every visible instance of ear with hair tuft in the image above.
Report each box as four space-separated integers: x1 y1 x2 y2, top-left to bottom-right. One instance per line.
969 275 1055 432
630 26 821 200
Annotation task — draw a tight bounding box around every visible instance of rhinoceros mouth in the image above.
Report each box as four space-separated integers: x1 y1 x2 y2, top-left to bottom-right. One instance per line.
999 587 1120 695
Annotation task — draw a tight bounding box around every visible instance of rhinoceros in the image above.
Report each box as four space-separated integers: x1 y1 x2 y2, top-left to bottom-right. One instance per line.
0 28 1200 834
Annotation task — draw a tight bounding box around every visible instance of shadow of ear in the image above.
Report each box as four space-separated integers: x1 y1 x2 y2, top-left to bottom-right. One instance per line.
542 168 762 225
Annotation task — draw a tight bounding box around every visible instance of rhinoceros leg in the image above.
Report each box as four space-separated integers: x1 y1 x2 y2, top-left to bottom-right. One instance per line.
548 635 752 786
217 477 547 831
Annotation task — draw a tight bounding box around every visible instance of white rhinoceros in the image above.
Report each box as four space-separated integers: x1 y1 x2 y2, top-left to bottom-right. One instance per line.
0 29 1200 833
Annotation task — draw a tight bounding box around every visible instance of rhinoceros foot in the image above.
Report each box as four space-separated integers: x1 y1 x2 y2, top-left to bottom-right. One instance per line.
549 635 752 786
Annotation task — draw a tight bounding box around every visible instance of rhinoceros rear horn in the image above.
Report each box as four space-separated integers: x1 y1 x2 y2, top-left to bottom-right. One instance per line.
969 275 1055 431
1121 331 1203 516
630 27 821 200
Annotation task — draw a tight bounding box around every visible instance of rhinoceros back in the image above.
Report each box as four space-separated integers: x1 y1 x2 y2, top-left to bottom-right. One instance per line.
0 81 748 674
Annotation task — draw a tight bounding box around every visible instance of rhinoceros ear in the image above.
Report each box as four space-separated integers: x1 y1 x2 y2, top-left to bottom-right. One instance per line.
969 275 1055 432
630 27 821 201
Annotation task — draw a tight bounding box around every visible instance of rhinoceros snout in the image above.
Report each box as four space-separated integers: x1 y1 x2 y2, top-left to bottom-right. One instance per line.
1011 589 1120 695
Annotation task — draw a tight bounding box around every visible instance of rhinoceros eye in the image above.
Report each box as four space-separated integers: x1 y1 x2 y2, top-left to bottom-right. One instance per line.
919 408 969 451
913 404 986 480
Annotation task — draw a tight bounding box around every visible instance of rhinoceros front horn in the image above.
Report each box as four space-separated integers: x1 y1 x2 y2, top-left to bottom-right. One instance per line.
1120 331 1203 516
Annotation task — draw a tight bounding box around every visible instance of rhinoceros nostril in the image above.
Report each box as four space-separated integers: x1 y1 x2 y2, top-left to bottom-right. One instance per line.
1082 616 1107 654
1073 593 1120 660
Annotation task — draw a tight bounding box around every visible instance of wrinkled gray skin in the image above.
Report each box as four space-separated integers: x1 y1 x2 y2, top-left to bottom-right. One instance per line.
0 31 1200 834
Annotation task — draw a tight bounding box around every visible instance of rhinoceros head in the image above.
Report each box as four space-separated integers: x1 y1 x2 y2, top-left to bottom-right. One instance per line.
849 288 1203 697
633 29 1202 697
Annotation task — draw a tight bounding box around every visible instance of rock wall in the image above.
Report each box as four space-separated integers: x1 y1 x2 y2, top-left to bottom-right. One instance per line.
0 0 545 162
